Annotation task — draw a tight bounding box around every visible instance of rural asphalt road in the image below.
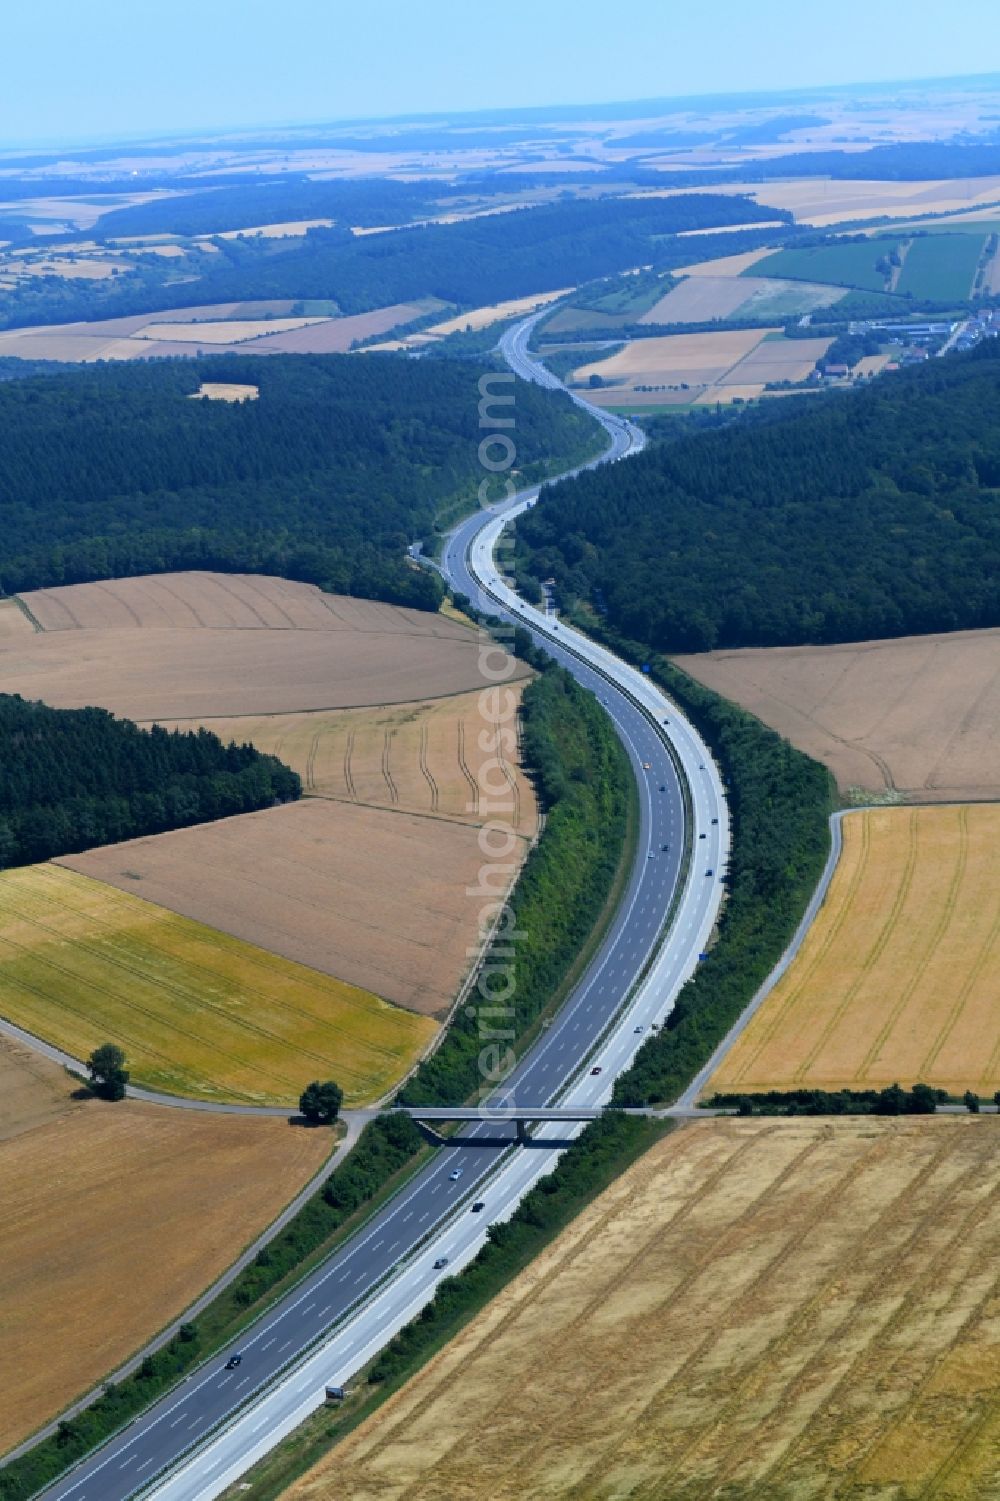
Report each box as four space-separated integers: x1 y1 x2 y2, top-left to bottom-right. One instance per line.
30 312 729 1501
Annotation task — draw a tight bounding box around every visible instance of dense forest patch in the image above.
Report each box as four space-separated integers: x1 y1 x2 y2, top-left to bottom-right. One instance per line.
0 694 300 868
515 343 1000 651
0 353 598 606
0 196 788 331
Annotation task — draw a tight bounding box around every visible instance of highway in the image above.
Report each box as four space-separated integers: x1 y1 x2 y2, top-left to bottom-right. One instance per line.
36 314 729 1501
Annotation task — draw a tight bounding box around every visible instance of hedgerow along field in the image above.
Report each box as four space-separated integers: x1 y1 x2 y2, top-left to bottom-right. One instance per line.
283 1117 1000 1501
0 1054 331 1453
0 863 436 1105
709 804 1000 1097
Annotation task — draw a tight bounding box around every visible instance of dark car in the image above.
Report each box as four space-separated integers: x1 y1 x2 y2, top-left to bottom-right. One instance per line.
433 1256 449 1270
590 1065 603 1076
471 1200 486 1213
711 817 719 825
699 832 707 840
706 869 714 877
662 843 669 851
659 784 666 792
225 1354 242 1371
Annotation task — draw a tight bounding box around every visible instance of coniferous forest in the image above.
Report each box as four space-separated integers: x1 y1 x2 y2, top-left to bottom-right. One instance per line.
515 343 1000 652
0 695 300 869
0 353 598 607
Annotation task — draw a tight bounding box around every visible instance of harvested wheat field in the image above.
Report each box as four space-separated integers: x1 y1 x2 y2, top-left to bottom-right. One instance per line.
0 298 441 362
0 859 436 1104
712 805 1000 1097
170 686 537 835
5 573 498 720
639 275 761 323
574 328 771 393
131 317 325 344
60 797 513 1019
0 1032 77 1145
672 627 1000 801
189 381 259 401
231 299 444 354
718 332 833 385
285 1117 1000 1501
0 1097 330 1452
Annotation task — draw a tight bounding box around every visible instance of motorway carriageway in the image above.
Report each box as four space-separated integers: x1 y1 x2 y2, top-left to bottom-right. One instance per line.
36 316 729 1501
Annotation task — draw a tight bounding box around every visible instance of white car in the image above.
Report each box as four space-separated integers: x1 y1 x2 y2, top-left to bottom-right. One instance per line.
449 1168 463 1182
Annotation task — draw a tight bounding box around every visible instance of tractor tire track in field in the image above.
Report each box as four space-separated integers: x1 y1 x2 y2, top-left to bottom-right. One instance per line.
924 901 1000 1085
724 813 873 1085
456 719 479 817
343 729 357 800
731 1135 994 1500
305 731 320 793
596 1133 898 1501
793 808 919 1082
361 1127 787 1479
857 805 969 1081
381 728 398 805
418 725 439 813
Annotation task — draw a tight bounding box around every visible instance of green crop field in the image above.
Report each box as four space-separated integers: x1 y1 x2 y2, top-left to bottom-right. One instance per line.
747 238 905 292
895 233 987 301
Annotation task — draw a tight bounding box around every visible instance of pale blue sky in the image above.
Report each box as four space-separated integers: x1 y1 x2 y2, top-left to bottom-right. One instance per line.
3 0 997 147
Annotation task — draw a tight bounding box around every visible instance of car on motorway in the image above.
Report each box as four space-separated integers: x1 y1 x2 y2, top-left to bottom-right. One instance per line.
224 1354 243 1371
647 852 654 860
662 843 669 851
471 1200 486 1213
712 816 719 824
590 1065 603 1076
449 1168 463 1181
699 832 707 839
643 761 651 770
433 1256 449 1269
659 784 666 791
706 868 714 877
634 1025 643 1034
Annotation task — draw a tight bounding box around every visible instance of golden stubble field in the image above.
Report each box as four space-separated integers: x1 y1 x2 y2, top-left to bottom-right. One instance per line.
173 684 537 835
711 805 1000 1097
574 327 772 398
673 627 1000 801
284 1117 1000 1501
0 861 437 1103
5 573 498 720
0 1037 331 1452
0 298 444 361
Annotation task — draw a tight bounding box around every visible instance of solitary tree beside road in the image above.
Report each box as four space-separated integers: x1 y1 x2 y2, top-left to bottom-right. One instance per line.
87 1043 129 1101
299 1080 343 1124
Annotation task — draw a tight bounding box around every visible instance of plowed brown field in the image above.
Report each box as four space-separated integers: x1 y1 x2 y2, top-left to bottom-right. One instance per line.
286 1117 1000 1501
673 627 1000 801
710 805 1000 1096
0 1090 330 1452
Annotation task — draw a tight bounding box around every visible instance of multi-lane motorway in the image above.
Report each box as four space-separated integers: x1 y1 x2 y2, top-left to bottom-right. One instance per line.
36 315 729 1501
